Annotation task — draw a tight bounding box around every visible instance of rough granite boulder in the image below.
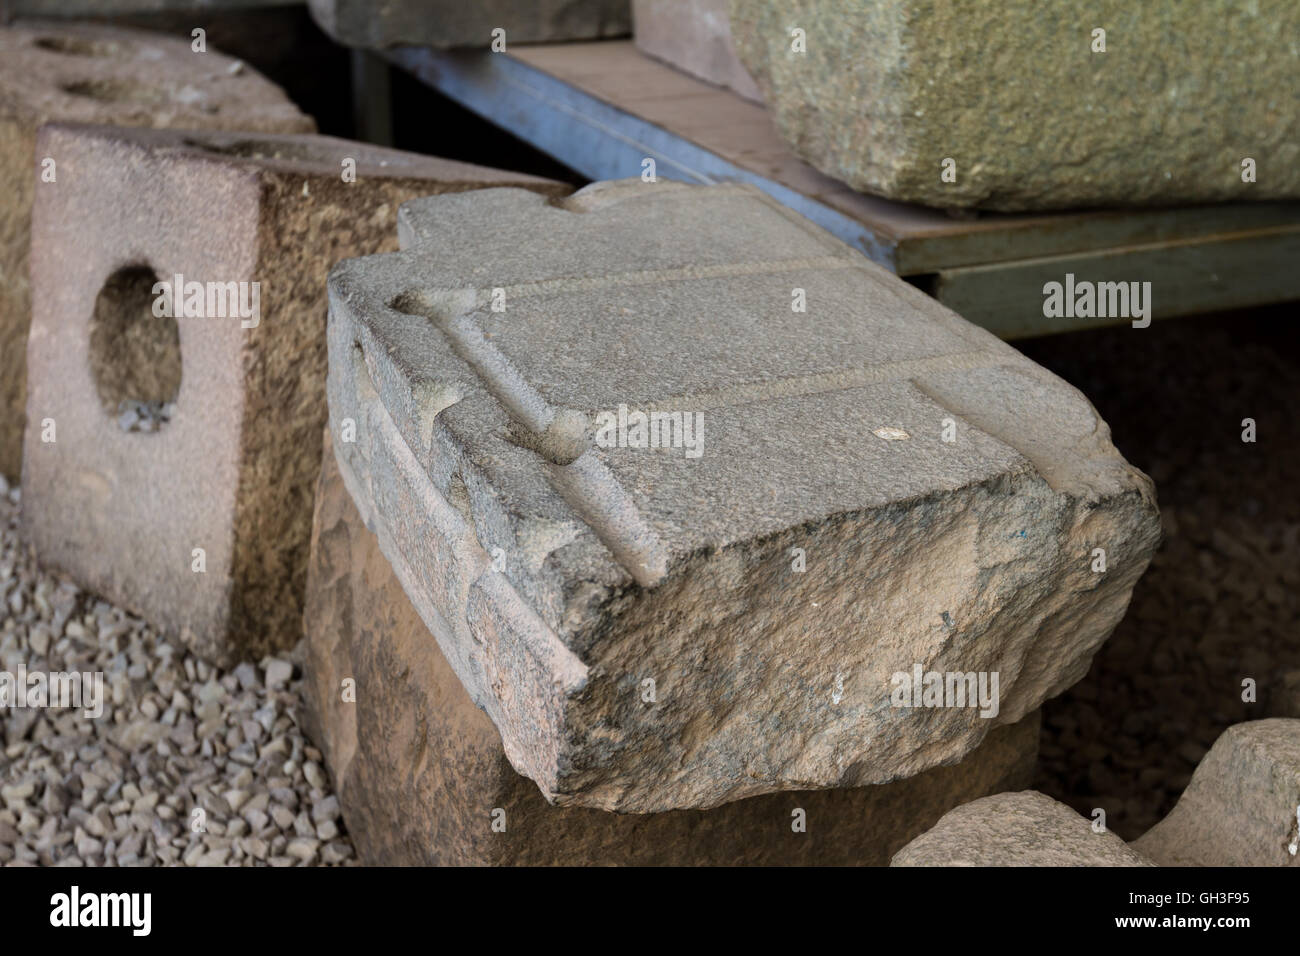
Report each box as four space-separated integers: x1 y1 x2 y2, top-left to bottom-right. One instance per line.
21 123 565 666
634 0 762 102
326 178 1160 812
729 0 1300 211
302 430 1041 864
1132 719 1300 867
0 20 313 482
307 0 630 50
890 790 1153 866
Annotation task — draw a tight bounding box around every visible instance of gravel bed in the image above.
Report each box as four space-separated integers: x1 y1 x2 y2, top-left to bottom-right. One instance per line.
0 482 354 866
1021 307 1300 840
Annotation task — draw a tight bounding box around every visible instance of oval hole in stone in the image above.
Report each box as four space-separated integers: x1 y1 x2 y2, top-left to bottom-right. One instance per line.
88 265 181 434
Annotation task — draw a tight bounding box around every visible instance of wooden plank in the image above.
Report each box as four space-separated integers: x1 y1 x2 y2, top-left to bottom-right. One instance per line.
934 224 1300 339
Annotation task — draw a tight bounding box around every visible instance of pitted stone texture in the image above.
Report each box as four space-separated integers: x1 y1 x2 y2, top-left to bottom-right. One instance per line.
327 179 1159 812
302 432 1040 864
634 0 762 102
729 0 1300 211
891 790 1152 866
21 123 565 666
1133 719 1300 867
307 0 630 50
0 21 313 482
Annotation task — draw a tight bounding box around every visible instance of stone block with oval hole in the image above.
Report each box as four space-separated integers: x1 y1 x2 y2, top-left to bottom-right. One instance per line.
0 21 315 482
326 179 1162 813
21 122 566 665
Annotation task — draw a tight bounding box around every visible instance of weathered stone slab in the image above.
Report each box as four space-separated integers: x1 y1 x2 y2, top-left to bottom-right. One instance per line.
890 790 1153 866
306 0 630 51
633 0 762 102
730 0 1300 211
21 123 565 665
303 430 1041 864
1132 719 1300 867
0 21 313 482
326 178 1160 812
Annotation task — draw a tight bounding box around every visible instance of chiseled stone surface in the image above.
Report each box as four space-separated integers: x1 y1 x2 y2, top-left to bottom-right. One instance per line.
302 431 1041 864
326 178 1160 813
0 21 313 482
307 0 630 50
891 790 1153 866
729 0 1300 211
22 123 565 666
1132 719 1300 867
633 0 762 102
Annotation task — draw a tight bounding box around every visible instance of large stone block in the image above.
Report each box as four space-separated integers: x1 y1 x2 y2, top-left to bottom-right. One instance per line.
326 178 1160 812
22 123 565 665
1132 719 1300 867
633 0 762 102
0 21 313 483
306 0 630 51
890 790 1152 866
729 0 1300 211
302 430 1041 864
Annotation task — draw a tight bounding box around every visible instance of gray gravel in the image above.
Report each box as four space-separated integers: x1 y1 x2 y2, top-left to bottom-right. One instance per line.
0 479 354 866
115 399 175 434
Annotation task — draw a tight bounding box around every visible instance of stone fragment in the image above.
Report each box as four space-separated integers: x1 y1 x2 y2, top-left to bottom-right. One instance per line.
302 433 1040 864
263 659 293 691
1132 719 1300 867
21 123 566 665
0 21 313 482
326 178 1159 812
729 0 1300 211
306 0 630 50
891 790 1153 866
633 0 762 102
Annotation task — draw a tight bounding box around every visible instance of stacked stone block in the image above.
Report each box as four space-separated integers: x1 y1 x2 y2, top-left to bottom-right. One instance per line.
21 123 565 665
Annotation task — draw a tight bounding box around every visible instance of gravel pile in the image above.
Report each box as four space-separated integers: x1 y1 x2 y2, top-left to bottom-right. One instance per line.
115 399 176 434
0 481 354 866
1021 307 1300 840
